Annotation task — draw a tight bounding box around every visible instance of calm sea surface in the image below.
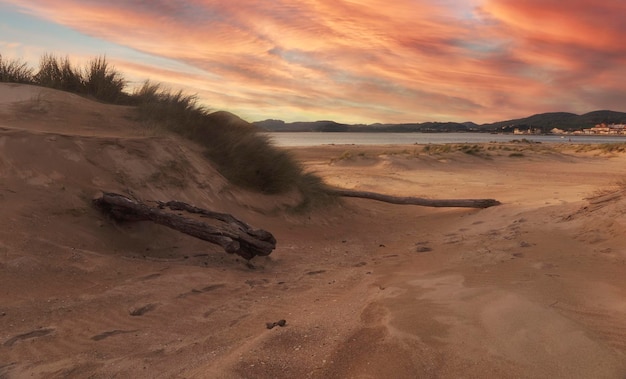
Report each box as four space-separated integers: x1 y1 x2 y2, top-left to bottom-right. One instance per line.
264 132 625 147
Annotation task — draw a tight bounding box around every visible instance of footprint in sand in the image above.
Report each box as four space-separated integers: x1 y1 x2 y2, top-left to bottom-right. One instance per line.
129 303 157 316
91 329 138 341
137 273 161 281
177 283 226 298
4 328 55 347
415 241 433 253
305 270 326 275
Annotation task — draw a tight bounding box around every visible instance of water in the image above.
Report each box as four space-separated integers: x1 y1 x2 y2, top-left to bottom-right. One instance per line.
264 132 626 147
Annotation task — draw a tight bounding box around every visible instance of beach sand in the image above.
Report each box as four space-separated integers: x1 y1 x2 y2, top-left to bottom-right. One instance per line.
1 83 625 378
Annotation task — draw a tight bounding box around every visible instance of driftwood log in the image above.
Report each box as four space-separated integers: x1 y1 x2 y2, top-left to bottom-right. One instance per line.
93 192 276 260
328 188 500 208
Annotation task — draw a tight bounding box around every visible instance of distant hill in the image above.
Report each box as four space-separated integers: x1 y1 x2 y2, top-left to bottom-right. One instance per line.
254 110 626 133
254 120 474 133
254 119 350 132
480 111 626 132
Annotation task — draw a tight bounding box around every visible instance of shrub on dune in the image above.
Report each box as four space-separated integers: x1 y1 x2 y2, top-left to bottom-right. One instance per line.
34 54 83 93
133 82 330 202
0 55 33 84
83 56 127 103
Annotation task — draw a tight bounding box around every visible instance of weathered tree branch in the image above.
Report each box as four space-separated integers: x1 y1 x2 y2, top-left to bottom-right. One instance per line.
327 188 500 208
93 192 276 260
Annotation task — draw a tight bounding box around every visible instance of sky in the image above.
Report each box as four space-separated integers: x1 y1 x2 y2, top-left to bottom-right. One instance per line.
0 0 625 124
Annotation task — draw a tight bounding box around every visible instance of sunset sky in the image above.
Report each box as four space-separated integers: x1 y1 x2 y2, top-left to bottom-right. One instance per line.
1 1 624 124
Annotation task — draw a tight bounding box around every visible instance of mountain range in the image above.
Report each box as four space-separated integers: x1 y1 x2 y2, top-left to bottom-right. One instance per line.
254 110 626 133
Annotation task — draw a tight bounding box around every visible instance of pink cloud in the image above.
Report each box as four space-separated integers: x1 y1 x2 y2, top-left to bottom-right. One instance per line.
3 0 626 123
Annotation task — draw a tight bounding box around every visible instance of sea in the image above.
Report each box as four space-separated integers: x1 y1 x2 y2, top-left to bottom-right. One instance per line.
264 132 625 147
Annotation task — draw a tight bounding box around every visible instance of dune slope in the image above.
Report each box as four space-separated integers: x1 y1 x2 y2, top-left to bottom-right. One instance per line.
1 84 625 378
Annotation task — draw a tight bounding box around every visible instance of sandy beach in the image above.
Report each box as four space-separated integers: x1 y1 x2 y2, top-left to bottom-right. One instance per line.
1 84 625 378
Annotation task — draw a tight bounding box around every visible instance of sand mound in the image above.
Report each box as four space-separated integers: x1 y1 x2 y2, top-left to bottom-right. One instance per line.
1 85 626 378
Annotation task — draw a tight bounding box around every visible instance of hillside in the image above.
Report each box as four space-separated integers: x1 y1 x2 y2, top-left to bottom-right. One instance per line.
255 110 626 132
481 110 626 132
255 119 473 132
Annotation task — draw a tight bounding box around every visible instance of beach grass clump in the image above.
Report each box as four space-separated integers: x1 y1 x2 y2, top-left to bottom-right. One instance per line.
289 172 336 212
574 142 626 154
460 144 482 155
1 53 128 104
132 81 205 133
0 55 34 83
510 138 541 144
422 144 452 154
82 56 127 103
596 143 626 153
336 150 354 161
34 54 84 93
133 82 328 199
423 143 487 156
204 126 302 194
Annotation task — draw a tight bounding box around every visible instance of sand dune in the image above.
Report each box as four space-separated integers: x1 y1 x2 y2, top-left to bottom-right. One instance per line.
1 83 625 378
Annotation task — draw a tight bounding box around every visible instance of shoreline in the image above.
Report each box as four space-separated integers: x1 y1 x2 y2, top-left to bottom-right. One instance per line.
264 131 626 147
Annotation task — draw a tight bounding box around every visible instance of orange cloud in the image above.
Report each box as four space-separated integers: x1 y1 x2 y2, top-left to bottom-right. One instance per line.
3 0 626 123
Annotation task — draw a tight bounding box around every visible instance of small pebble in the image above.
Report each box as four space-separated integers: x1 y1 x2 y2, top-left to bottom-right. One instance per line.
266 319 287 329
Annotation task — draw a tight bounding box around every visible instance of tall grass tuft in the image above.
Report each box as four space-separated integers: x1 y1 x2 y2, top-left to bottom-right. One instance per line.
133 82 331 203
202 122 303 194
0 55 33 83
30 54 127 103
83 56 126 103
133 81 205 133
34 54 83 92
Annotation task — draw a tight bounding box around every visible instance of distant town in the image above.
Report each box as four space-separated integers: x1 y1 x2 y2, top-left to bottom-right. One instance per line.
516 123 626 135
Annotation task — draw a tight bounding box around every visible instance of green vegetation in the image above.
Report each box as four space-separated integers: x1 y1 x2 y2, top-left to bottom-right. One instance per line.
0 52 330 208
510 138 540 144
83 56 127 103
422 144 452 154
1 53 131 103
420 142 556 158
460 144 481 155
574 142 626 154
332 150 355 162
597 143 626 153
0 55 33 83
330 150 370 163
131 82 327 200
422 143 485 156
34 54 82 92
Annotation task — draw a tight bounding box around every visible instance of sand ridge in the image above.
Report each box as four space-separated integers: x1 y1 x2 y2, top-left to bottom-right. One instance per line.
1 84 625 378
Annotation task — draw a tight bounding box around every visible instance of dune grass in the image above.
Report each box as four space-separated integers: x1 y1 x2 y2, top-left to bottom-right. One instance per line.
422 143 485 155
132 82 330 200
0 55 34 84
0 52 331 208
575 142 626 154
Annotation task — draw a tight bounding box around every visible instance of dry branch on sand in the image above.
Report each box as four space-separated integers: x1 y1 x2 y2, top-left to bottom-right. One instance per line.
92 187 498 261
93 192 276 260
328 188 501 208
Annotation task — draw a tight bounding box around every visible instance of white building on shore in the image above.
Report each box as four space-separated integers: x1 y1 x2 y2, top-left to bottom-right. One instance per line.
581 123 626 135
